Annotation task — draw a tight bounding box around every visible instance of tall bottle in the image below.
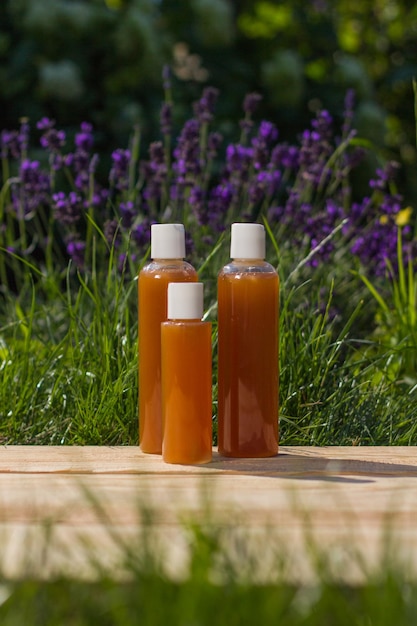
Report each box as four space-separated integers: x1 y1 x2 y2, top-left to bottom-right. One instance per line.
161 282 212 465
217 222 279 458
138 223 197 454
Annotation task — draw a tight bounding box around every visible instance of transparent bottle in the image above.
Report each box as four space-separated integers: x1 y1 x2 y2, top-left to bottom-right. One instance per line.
161 282 212 465
217 222 279 457
138 224 197 454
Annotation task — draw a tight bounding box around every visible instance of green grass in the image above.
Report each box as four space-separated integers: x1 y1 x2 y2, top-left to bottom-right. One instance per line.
1 229 417 445
0 263 138 445
279 277 417 445
1 576 416 626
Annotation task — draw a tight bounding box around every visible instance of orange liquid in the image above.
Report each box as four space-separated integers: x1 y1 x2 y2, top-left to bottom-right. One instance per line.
138 261 197 453
217 266 279 457
161 321 212 464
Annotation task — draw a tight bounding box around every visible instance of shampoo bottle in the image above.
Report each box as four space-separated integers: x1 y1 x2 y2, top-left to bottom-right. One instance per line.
217 222 279 458
161 282 212 465
138 223 197 454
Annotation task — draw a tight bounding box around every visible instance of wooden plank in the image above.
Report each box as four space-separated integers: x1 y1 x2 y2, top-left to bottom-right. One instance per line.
0 446 416 583
0 445 416 475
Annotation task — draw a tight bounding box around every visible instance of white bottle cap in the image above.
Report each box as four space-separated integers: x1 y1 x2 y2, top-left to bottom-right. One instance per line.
230 223 265 259
167 282 204 320
151 223 186 259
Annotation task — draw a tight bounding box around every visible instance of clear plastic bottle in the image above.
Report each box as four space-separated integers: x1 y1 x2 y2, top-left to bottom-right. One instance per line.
161 282 212 465
138 223 197 454
217 222 279 457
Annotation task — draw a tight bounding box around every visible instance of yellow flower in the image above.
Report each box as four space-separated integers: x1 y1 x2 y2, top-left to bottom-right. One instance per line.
395 206 413 227
379 215 389 225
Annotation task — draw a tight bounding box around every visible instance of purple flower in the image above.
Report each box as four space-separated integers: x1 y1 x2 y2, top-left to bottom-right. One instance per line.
297 112 334 187
37 117 54 131
248 170 281 205
52 191 83 226
259 120 279 143
240 92 263 135
206 182 235 230
66 237 85 268
172 119 202 189
119 201 136 229
350 220 402 276
311 110 333 141
75 122 94 153
207 131 223 159
225 144 253 182
64 151 89 191
1 121 30 160
369 161 400 191
132 220 152 249
11 159 51 219
346 164 412 276
185 231 195 256
148 142 166 169
141 141 168 204
110 148 131 191
349 198 371 224
90 187 109 209
37 118 66 154
193 87 219 124
251 121 279 169
271 144 300 170
64 122 98 192
380 193 402 216
74 166 90 192
160 102 173 136
243 92 263 116
1 83 408 283
188 185 205 223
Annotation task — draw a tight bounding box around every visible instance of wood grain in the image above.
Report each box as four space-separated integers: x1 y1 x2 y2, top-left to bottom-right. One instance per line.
0 446 416 583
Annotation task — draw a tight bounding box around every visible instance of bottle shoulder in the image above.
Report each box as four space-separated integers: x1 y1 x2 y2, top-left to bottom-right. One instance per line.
140 259 197 275
218 259 277 276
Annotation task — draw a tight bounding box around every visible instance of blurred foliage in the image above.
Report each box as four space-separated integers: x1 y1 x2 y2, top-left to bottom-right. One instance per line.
1 0 417 200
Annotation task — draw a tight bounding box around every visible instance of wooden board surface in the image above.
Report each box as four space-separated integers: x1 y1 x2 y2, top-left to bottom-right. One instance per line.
0 445 416 583
0 444 416 474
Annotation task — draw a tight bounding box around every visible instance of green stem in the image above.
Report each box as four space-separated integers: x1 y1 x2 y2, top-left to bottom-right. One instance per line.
128 124 141 203
397 226 406 308
84 168 96 270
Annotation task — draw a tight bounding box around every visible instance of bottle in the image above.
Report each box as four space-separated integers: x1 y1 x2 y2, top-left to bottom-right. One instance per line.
161 282 212 464
217 222 279 458
138 223 197 454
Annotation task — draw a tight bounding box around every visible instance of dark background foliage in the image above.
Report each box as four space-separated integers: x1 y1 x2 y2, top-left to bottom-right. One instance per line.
1 0 417 200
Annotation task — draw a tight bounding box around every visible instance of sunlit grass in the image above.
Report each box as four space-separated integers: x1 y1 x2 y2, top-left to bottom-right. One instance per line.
0 257 138 445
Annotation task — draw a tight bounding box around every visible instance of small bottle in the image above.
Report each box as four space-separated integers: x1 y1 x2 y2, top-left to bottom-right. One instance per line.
161 282 212 465
138 224 197 454
217 222 279 458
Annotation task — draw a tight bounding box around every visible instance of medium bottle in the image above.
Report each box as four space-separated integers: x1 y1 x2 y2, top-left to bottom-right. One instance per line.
217 222 279 458
138 223 197 454
161 282 212 465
